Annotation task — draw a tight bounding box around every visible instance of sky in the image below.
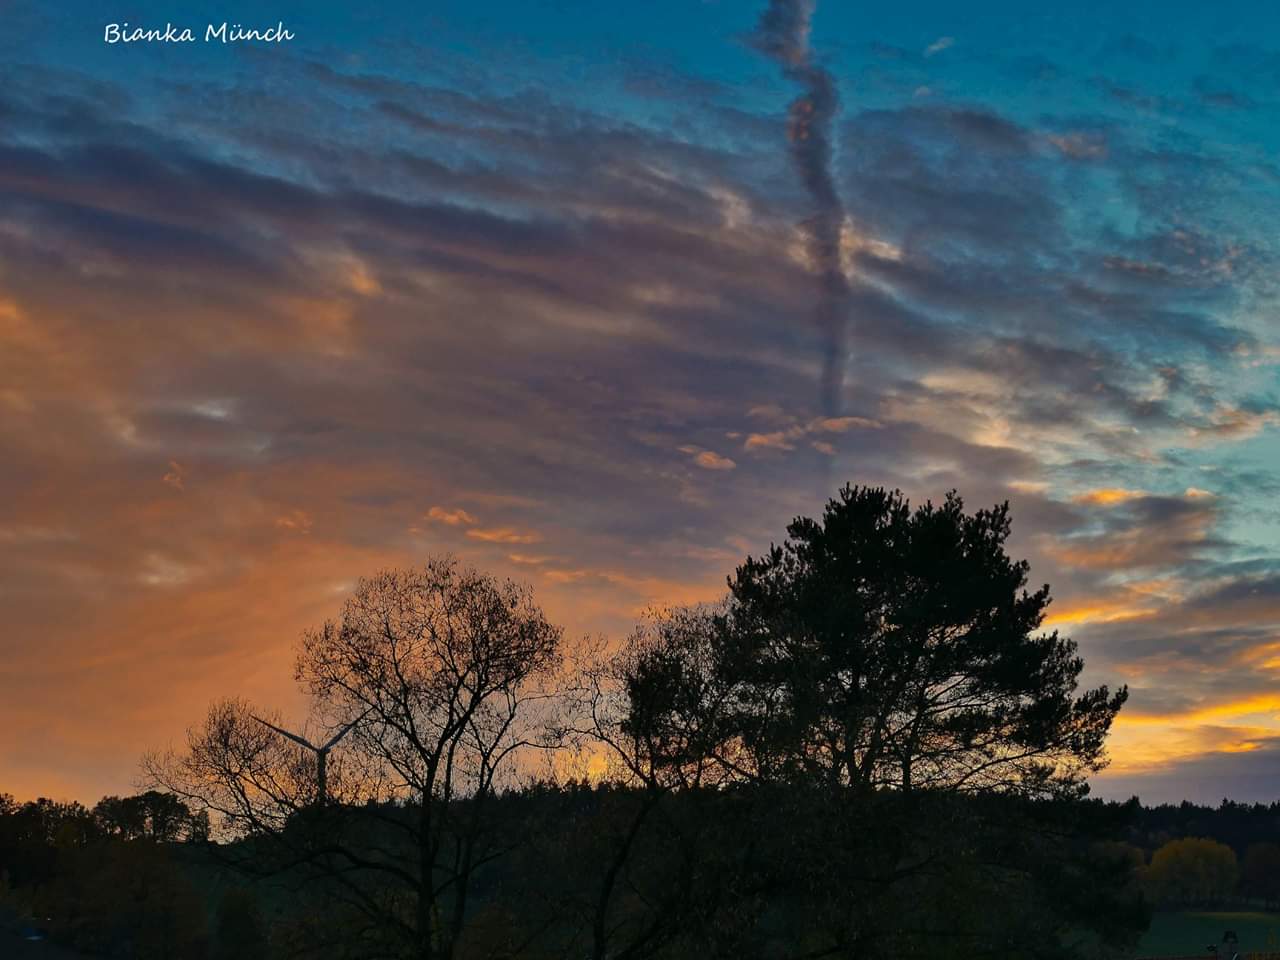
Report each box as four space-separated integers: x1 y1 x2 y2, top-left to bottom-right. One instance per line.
1 0 1278 806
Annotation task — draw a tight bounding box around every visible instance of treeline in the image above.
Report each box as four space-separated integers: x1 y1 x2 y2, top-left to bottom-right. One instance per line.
15 788 1280 957
0 791 234 957
4 486 1149 959
1115 802 1280 909
2 784 1151 960
18 792 1280 956
1131 800 1280 858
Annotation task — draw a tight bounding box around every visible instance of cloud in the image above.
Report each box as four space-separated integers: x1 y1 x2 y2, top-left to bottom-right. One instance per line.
744 430 799 452
0 525 77 545
677 445 736 471
1043 492 1222 572
1092 740 1280 805
1189 405 1280 442
1043 598 1157 628
812 415 881 433
1120 692 1280 728
694 451 736 470
465 527 542 544
426 506 478 526
507 553 550 566
162 461 185 491
275 509 313 534
0 16 1277 805
743 413 881 453
924 36 954 57
1072 488 1145 506
1046 132 1107 160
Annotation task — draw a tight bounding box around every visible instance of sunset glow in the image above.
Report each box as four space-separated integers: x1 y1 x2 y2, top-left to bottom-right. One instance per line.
2 0 1279 808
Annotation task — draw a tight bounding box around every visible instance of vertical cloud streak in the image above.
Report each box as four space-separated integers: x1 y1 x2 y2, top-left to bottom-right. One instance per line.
752 0 851 416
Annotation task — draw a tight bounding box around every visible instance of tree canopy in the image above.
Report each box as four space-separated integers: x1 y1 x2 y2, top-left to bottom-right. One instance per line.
650 485 1129 796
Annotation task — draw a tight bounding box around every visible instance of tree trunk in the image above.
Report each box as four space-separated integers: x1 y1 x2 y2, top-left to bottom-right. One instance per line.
418 799 439 960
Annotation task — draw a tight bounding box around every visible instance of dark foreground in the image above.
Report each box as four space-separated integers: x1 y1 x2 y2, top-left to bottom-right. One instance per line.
0 930 94 958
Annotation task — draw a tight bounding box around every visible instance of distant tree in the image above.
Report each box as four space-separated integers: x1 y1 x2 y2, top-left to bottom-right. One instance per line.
148 557 565 960
1145 837 1238 906
0 798 101 889
1241 841 1280 907
93 791 199 842
92 795 143 839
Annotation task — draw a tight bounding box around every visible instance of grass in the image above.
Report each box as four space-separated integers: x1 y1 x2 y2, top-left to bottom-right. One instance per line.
1138 911 1280 957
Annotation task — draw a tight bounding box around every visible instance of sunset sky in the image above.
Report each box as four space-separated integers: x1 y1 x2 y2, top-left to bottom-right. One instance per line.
2 0 1279 806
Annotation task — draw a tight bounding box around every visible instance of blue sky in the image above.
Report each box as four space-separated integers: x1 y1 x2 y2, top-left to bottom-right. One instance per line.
1 0 1278 804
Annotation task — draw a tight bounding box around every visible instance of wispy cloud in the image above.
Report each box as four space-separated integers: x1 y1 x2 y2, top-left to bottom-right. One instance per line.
466 527 542 545
427 506 478 526
924 36 954 57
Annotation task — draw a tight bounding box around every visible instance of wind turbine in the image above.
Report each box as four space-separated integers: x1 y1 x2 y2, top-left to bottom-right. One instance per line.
251 709 369 807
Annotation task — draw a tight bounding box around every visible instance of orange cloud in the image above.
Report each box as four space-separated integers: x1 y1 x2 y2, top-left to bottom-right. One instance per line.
677 445 736 470
1042 600 1157 628
1118 693 1280 728
1072 488 1144 506
744 430 797 452
693 451 735 470
466 527 542 544
427 506 478 526
162 460 186 491
743 414 880 454
812 416 881 433
1103 722 1280 774
275 509 313 534
507 553 550 566
535 565 722 615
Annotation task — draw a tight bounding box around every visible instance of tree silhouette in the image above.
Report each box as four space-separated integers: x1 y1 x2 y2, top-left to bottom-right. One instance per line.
714 485 1127 796
600 485 1133 955
148 557 565 960
568 612 745 959
298 560 564 960
92 791 200 842
1242 841 1280 907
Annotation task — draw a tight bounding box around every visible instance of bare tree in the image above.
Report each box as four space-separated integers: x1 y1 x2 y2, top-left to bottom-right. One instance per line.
147 557 564 960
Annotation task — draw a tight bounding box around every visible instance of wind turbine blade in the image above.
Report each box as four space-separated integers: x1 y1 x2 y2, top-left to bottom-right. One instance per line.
319 707 372 752
251 715 317 752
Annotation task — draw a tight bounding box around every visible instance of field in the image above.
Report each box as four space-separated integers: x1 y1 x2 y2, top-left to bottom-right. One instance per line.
0 930 94 958
1139 911 1280 957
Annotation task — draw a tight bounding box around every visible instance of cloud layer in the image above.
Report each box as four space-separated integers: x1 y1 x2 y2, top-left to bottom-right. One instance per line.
1 2 1277 803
